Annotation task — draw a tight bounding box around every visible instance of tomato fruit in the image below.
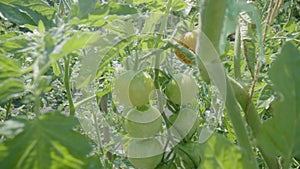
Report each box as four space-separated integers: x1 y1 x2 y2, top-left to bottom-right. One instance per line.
127 138 163 169
175 30 199 64
169 108 199 139
125 106 162 138
165 73 198 105
114 70 155 106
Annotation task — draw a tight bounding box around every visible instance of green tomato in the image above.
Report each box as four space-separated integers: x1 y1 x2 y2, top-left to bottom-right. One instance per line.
165 73 198 105
169 108 199 139
125 106 162 138
127 138 163 169
114 70 155 107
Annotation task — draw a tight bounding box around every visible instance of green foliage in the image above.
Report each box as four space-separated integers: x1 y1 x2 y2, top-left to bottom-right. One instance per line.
0 0 299 168
0 0 54 28
257 42 300 166
0 2 36 26
0 112 96 169
198 134 252 169
0 79 25 104
0 57 24 104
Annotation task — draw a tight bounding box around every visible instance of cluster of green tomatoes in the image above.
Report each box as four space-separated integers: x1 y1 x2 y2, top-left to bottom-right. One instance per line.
113 67 200 169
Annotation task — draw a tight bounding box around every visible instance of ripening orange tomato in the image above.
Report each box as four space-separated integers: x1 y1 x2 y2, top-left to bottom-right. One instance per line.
174 30 199 64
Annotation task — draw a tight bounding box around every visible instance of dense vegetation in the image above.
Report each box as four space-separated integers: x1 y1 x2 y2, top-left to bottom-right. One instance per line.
0 0 299 168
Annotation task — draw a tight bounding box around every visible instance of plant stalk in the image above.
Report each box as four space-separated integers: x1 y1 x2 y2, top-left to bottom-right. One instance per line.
234 25 242 80
198 0 258 168
64 56 75 116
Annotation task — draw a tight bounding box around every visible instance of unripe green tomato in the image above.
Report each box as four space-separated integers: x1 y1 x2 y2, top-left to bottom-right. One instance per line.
125 106 162 138
169 108 199 139
165 73 198 105
114 70 155 107
127 138 163 169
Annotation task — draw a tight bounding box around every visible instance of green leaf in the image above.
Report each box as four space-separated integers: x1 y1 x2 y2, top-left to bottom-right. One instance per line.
6 0 55 20
0 113 94 169
52 61 61 76
0 0 54 27
0 2 35 25
171 0 188 12
0 57 24 103
198 134 252 169
0 35 31 53
0 32 19 41
257 42 300 160
108 2 138 15
0 57 22 82
51 32 96 59
71 15 107 27
0 79 24 104
38 20 46 33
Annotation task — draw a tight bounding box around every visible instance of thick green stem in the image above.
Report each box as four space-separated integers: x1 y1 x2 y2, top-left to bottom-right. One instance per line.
198 0 258 168
229 77 261 135
229 77 280 169
224 77 258 168
200 0 227 54
64 56 75 116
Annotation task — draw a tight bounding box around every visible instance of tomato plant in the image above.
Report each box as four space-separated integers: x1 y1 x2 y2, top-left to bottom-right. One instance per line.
0 0 299 169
